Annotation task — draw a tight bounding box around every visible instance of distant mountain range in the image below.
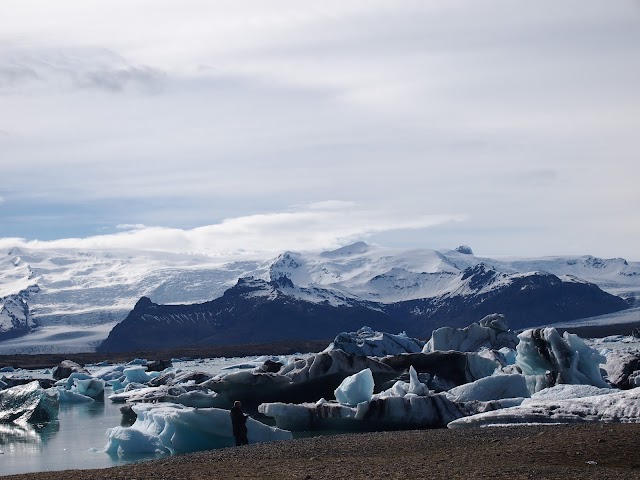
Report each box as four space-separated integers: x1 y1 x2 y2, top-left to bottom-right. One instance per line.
1 243 638 351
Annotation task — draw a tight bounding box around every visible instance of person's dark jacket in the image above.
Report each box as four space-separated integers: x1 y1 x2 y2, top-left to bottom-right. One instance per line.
230 405 248 437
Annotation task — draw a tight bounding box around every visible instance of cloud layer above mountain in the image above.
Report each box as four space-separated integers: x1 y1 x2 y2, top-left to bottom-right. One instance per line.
1 1 639 258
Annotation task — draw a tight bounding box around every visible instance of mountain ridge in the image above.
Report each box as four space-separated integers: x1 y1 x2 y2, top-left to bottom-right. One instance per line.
1 242 638 349
97 264 629 352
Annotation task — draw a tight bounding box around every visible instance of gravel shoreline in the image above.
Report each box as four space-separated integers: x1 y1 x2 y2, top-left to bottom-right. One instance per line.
3 424 639 480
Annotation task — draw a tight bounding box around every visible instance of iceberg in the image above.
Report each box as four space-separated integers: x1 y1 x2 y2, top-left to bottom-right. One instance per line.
260 393 477 431
521 384 615 404
324 327 425 357
0 381 58 425
52 360 89 380
334 368 374 406
423 314 519 353
72 378 105 399
55 387 94 403
109 384 229 408
204 350 397 407
91 364 126 382
448 388 640 428
104 403 292 456
380 351 499 391
447 374 530 402
375 366 430 398
515 328 609 390
122 366 155 385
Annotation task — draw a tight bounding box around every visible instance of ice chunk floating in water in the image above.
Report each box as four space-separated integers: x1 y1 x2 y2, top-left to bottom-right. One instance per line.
104 403 292 456
0 381 58 425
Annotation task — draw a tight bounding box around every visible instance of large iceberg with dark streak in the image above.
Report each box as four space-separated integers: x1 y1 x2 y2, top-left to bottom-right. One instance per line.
203 350 397 407
514 328 609 391
0 381 58 425
258 364 516 431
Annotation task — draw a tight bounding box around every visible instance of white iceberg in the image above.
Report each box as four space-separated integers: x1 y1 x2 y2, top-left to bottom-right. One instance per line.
324 327 425 357
72 378 105 399
448 388 640 428
334 368 374 406
447 374 530 402
423 314 518 353
375 366 430 398
109 385 229 408
55 387 94 403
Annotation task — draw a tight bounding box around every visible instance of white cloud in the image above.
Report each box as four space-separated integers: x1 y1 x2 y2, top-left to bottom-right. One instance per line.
0 204 465 257
0 1 638 259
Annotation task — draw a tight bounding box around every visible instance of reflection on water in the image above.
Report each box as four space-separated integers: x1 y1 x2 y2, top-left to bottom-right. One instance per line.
0 421 59 455
0 392 159 476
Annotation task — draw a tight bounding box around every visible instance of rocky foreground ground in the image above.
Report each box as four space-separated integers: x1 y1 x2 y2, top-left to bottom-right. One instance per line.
3 424 639 480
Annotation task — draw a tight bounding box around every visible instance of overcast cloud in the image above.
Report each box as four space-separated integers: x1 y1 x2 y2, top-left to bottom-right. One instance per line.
0 1 639 259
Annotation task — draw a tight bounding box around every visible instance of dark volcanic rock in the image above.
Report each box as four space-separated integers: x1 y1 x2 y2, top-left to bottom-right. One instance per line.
52 359 90 380
604 350 640 389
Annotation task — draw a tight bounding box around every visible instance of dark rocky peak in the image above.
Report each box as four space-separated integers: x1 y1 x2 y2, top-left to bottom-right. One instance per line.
272 275 295 289
320 241 370 258
133 296 155 311
461 263 498 290
455 245 474 255
224 277 275 298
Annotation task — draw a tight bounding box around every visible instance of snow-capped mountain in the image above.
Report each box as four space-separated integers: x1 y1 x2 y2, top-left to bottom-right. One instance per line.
267 243 640 305
0 287 39 339
1 242 638 351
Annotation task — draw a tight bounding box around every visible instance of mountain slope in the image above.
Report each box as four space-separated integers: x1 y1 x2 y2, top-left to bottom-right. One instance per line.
98 265 628 352
97 277 393 352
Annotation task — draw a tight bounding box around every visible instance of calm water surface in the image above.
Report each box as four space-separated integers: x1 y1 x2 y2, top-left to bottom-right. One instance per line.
0 389 165 476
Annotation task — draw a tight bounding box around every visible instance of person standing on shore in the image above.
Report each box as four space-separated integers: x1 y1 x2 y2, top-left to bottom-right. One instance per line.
230 400 249 446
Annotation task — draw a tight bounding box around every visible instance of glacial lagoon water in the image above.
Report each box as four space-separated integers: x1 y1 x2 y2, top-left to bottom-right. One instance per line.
0 394 163 476
0 355 303 476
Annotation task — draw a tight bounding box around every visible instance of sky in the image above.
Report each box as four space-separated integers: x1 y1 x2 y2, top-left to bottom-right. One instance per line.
1 1 639 260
